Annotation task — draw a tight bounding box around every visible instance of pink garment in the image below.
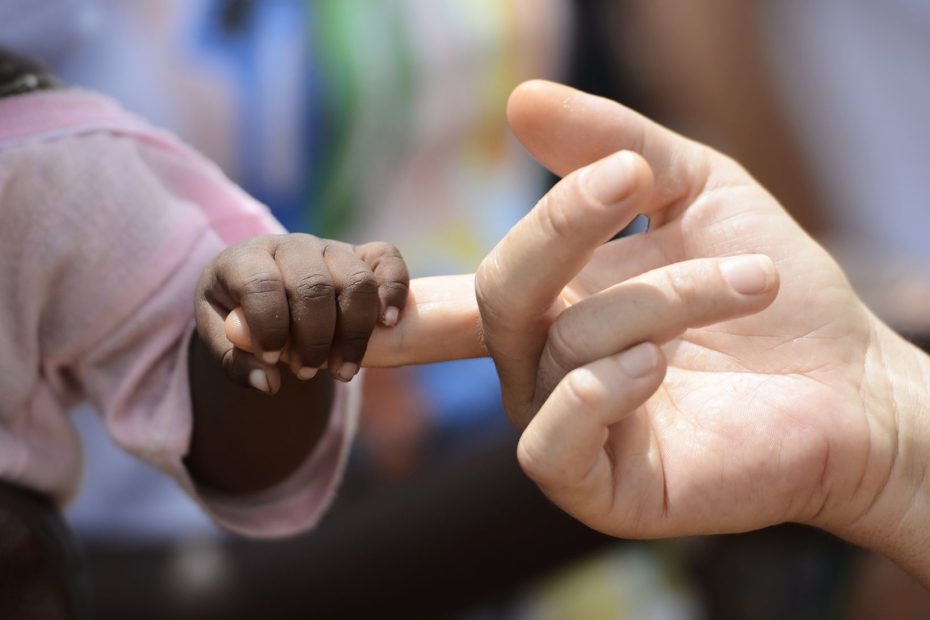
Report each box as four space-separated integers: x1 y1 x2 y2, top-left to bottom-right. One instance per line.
0 89 359 538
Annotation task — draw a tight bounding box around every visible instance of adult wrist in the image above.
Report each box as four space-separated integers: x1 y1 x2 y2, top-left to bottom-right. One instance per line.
827 319 930 586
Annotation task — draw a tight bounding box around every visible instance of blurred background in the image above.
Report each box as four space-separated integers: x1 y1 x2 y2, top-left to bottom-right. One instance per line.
2 0 930 618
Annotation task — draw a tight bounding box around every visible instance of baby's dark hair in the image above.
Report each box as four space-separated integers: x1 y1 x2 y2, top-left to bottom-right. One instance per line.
0 46 61 98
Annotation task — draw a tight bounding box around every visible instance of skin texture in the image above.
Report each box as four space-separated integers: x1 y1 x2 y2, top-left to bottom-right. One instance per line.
186 233 410 494
196 234 410 391
473 81 930 586
222 80 930 584
224 274 485 368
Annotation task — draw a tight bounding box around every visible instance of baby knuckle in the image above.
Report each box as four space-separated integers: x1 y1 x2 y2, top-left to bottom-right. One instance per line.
224 235 274 259
211 246 240 272
239 272 284 297
293 277 335 304
342 271 378 297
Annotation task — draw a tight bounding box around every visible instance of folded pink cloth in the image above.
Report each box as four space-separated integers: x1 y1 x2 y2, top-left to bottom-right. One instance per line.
0 89 358 538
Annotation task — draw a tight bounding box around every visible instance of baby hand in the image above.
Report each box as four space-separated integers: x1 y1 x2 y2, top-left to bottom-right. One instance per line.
195 234 409 393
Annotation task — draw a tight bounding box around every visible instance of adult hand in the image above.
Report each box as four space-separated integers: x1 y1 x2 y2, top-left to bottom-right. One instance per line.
476 81 930 583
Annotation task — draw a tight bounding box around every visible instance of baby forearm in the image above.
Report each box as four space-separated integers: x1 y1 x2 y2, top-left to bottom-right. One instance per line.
184 333 334 495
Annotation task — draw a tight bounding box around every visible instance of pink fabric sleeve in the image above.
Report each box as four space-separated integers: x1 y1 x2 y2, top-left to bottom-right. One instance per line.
77 223 360 539
0 91 358 538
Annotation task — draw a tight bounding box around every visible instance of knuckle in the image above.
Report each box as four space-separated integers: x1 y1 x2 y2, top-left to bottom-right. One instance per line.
533 191 575 240
292 276 335 304
222 235 274 260
342 270 379 297
238 272 284 298
211 246 239 274
281 232 324 253
561 368 609 410
545 320 579 372
659 267 698 307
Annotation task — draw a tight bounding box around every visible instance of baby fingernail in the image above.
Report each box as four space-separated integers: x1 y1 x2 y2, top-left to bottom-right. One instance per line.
249 369 270 393
337 362 359 382
298 367 318 380
586 150 636 205
721 255 775 295
262 351 281 365
617 342 660 378
382 306 400 327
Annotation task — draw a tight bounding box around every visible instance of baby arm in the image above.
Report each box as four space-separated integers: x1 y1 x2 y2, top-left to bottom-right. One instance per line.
186 234 410 495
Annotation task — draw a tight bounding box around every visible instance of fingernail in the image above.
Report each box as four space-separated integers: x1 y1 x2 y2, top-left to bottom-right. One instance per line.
337 362 359 382
249 369 270 393
262 351 280 365
617 342 659 378
298 367 318 380
585 151 636 205
721 255 774 295
382 306 400 327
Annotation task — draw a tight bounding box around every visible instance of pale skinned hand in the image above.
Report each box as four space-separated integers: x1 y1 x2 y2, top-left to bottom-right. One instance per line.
476 80 930 584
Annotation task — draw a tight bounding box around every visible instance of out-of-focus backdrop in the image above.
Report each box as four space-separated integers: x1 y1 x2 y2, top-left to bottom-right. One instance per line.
2 0 930 618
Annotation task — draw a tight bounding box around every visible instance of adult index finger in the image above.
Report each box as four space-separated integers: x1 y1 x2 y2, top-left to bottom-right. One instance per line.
475 150 654 426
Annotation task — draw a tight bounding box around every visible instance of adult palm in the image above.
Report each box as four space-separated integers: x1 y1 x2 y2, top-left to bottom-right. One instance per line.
476 81 921 547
